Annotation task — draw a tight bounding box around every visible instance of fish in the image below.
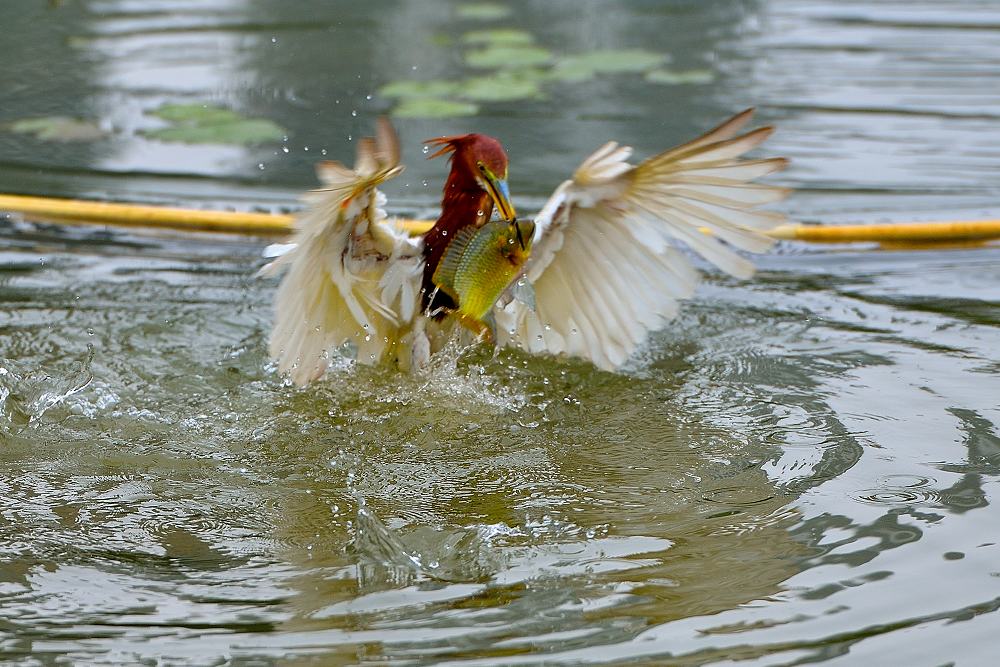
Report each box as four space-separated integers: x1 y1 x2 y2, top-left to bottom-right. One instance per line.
432 218 536 328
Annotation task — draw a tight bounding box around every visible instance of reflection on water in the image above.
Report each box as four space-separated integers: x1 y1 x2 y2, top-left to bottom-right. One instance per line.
2 0 1000 665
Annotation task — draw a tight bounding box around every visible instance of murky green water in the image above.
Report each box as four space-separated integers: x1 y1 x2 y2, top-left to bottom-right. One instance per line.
2 1 1000 665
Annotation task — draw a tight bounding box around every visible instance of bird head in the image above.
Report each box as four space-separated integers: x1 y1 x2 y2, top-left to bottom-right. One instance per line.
425 133 517 223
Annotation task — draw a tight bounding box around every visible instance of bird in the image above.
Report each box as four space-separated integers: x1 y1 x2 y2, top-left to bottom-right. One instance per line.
261 109 789 385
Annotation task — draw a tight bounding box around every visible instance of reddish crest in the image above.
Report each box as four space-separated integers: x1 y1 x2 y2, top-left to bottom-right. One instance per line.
424 133 509 180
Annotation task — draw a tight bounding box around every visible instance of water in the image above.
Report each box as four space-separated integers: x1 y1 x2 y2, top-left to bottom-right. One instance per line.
2 1 999 664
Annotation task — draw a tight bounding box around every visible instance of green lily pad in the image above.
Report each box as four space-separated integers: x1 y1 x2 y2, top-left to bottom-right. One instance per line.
430 32 455 47
456 3 511 20
645 68 715 85
461 73 543 102
392 98 479 119
145 119 286 145
465 45 552 69
149 104 244 125
379 80 464 99
143 103 285 145
460 29 535 46
8 116 106 142
552 49 667 80
547 61 597 83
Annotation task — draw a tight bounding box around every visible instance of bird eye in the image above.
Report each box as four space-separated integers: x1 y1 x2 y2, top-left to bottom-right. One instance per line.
477 162 487 172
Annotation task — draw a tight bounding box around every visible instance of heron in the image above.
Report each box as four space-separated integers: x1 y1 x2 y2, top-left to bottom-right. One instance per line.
261 110 788 385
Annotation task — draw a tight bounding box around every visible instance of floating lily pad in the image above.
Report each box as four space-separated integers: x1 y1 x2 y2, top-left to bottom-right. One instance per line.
465 45 552 69
430 32 455 47
456 3 511 20
145 119 287 145
143 103 285 145
379 80 464 99
392 98 479 119
551 49 667 80
8 116 106 142
149 104 244 125
645 68 715 85
547 61 597 83
461 72 543 102
460 29 535 46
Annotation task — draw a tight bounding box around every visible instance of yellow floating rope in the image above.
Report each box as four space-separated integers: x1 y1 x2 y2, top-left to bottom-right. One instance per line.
2 193 999 245
0 193 294 235
769 221 1000 244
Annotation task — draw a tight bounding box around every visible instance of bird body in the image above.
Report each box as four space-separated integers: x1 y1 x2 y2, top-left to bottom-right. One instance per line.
420 133 516 317
263 110 789 384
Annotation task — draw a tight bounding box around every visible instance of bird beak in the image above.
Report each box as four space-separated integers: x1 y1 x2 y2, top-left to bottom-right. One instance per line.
481 169 517 222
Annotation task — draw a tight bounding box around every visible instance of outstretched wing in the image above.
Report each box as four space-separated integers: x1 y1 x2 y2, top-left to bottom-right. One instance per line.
494 109 789 370
261 118 424 385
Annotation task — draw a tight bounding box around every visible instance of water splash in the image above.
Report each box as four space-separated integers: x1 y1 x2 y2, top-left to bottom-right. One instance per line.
0 346 94 433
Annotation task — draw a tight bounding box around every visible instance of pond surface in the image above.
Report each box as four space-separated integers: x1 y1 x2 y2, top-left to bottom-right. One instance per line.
2 1 1000 665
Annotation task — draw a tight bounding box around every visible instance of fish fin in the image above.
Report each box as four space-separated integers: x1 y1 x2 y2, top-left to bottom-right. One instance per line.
456 312 493 343
511 277 536 312
482 309 498 342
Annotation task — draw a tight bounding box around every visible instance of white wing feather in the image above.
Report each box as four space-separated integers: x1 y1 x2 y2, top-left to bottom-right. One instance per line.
261 119 424 385
495 109 788 370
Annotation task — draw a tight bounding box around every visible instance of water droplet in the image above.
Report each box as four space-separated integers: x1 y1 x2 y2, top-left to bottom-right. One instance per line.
421 179 428 186
351 110 357 117
303 146 309 151
365 94 372 101
321 149 327 155
86 328 95 336
570 328 578 335
364 335 371 342
270 37 277 44
282 146 289 153
544 324 551 331
411 65 418 71
422 145 430 154
257 163 265 170
282 135 289 142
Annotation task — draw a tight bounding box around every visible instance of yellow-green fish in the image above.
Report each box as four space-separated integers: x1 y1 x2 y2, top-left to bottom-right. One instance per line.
432 219 535 324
